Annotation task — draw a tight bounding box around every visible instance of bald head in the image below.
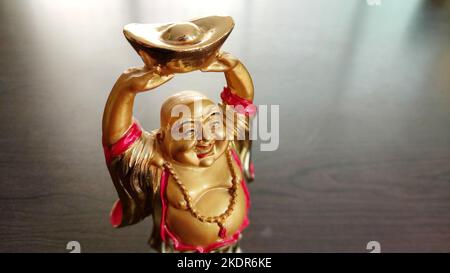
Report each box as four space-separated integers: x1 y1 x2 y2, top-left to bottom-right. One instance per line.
160 90 215 129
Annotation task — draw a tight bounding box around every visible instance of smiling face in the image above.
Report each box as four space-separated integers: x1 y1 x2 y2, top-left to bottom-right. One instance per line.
159 91 228 167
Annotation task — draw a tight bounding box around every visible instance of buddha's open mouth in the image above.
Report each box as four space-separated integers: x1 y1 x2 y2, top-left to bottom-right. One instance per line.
196 142 214 159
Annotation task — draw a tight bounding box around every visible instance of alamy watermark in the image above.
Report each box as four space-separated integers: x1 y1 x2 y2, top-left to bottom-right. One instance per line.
66 241 81 253
168 102 279 152
366 241 381 253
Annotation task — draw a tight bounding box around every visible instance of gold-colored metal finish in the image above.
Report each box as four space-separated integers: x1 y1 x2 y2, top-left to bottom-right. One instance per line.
160 22 203 45
163 144 239 235
102 15 255 252
123 16 234 73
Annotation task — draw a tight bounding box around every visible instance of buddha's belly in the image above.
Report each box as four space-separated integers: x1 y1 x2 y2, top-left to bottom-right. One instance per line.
165 184 247 247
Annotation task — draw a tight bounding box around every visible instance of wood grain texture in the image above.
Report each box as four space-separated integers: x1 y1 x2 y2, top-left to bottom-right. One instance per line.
0 0 449 252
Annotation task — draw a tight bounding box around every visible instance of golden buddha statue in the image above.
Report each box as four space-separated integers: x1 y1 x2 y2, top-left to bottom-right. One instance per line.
102 16 255 253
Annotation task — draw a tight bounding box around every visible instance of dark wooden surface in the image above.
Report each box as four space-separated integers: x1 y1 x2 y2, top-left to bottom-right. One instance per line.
1 0 449 252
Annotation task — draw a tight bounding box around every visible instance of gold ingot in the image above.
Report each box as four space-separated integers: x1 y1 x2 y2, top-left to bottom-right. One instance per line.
123 15 234 73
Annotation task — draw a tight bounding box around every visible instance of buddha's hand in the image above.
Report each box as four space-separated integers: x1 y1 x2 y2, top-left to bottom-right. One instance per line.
201 51 239 72
113 51 174 93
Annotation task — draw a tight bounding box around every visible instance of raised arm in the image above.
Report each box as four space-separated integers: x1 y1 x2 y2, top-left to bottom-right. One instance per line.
224 59 254 102
102 53 174 228
102 56 174 146
201 52 254 102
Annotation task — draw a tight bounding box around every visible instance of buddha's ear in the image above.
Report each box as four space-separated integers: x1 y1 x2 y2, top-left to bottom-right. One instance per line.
156 129 165 143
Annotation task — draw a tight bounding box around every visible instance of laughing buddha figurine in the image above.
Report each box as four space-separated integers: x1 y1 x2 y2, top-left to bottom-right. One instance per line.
102 16 256 253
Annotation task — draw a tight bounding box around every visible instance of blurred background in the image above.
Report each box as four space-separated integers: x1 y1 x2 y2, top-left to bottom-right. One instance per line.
0 0 449 252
